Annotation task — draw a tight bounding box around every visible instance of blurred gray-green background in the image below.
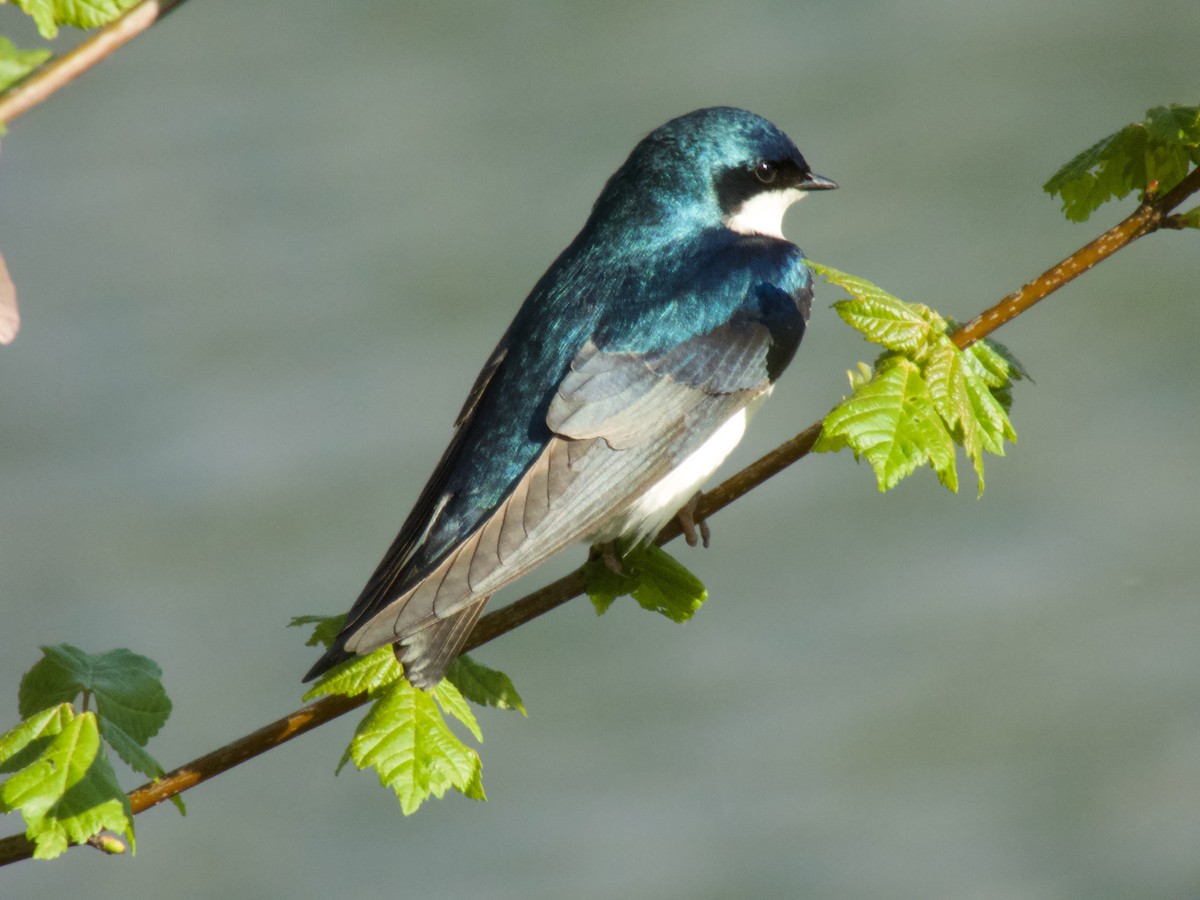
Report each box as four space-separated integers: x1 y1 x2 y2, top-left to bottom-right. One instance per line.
1 2 1198 897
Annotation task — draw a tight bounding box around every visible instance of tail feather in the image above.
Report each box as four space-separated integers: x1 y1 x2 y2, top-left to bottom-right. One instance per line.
397 595 489 689
301 596 489 690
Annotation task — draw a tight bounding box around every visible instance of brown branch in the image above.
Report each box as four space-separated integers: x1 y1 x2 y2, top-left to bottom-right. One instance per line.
1 168 1197 867
0 0 189 128
953 166 1200 348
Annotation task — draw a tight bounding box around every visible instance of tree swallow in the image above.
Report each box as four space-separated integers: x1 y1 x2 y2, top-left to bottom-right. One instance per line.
305 107 836 688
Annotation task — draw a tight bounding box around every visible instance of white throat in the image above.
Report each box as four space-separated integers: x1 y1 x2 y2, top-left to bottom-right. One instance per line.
724 187 805 240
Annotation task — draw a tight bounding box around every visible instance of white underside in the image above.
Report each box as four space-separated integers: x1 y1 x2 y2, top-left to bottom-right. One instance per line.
596 389 771 545
723 188 805 239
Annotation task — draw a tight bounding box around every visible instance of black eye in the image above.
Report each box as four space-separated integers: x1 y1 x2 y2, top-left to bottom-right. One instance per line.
753 160 778 184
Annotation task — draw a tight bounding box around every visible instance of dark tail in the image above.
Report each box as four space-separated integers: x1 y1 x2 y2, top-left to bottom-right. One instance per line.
302 642 354 683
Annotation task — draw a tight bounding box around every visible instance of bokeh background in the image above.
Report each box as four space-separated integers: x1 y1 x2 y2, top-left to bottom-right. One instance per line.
1 1 1198 897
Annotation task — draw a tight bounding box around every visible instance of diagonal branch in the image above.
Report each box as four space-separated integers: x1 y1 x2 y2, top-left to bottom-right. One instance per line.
0 0 189 128
1 167 1197 867
952 165 1200 348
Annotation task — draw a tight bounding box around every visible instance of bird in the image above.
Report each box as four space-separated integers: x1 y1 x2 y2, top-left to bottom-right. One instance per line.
304 106 836 689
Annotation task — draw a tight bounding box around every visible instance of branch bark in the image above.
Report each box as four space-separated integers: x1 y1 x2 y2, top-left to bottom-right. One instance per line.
1 169 1196 868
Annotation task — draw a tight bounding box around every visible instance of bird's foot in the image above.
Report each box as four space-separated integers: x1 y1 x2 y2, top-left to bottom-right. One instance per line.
591 541 626 575
678 491 711 548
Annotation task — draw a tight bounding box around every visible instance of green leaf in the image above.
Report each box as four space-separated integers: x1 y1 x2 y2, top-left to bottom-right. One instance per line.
8 0 59 39
583 544 707 623
16 645 181 812
20 646 172 773
308 646 490 810
816 357 959 492
0 703 73 775
961 350 1019 455
0 36 51 93
445 655 526 715
10 0 142 39
0 708 134 859
346 677 484 815
964 335 1027 391
812 262 939 353
303 645 400 702
924 340 1017 494
811 263 1021 494
432 678 482 742
629 545 707 622
1044 104 1200 221
583 554 629 616
289 613 346 649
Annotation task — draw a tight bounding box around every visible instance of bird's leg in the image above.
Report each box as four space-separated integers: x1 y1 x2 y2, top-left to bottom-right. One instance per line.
590 541 626 575
677 491 711 548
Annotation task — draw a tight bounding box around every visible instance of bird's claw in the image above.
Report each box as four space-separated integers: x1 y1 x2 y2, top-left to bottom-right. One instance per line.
593 541 625 575
678 492 711 548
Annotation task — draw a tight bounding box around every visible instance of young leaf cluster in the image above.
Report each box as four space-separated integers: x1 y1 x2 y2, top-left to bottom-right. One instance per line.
583 543 707 623
290 544 704 816
0 645 177 858
811 263 1021 494
293 616 525 815
1044 104 1200 222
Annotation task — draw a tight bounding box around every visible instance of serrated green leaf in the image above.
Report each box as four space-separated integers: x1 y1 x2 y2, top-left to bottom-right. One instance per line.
0 703 73 775
98 719 163 780
583 545 707 623
303 645 401 702
1044 104 1200 221
927 340 1016 495
19 646 172 776
445 655 526 715
0 36 51 93
628 545 707 622
962 352 1018 454
347 677 484 816
10 0 142 39
924 341 970 432
811 264 1020 494
812 262 940 353
433 678 482 742
833 296 936 355
16 646 175 817
0 709 134 859
289 613 346 649
9 0 59 39
459 757 487 801
583 554 631 615
965 336 1028 389
817 357 958 492
1144 104 1200 143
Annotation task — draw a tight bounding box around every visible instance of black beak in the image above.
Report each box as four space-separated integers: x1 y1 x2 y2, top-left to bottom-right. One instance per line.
799 171 838 191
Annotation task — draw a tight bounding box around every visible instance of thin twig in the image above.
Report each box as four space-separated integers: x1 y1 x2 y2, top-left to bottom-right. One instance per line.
953 166 1200 348
0 0 189 128
1 170 1197 867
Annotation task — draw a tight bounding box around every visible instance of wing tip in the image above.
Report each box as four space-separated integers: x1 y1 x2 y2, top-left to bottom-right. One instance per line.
301 643 354 683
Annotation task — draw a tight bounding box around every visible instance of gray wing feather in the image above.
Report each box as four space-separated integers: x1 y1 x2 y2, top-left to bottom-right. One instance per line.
345 324 774 683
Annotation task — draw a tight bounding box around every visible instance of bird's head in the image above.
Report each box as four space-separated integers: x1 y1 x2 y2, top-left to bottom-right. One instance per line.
591 107 836 240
